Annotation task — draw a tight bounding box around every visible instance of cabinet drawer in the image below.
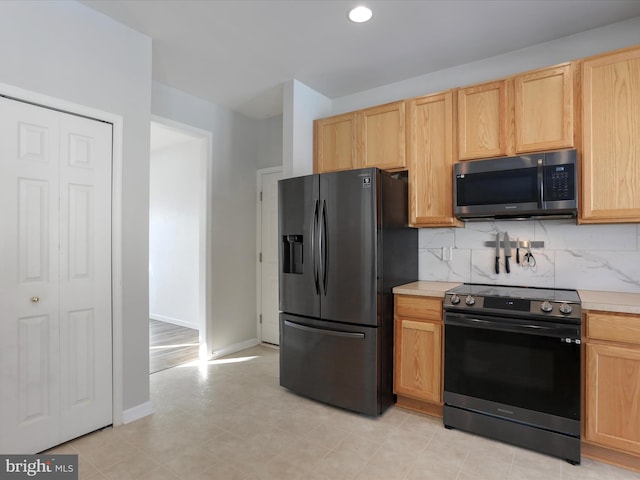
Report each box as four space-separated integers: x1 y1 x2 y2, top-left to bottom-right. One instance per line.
586 311 640 345
396 295 442 321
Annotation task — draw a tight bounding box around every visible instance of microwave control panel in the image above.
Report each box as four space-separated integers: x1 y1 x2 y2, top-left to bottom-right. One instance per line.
544 163 574 201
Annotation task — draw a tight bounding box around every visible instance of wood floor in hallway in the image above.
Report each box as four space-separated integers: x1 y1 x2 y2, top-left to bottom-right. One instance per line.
149 319 199 374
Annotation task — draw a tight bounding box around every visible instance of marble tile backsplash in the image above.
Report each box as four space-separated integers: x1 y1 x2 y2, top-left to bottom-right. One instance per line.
418 220 640 293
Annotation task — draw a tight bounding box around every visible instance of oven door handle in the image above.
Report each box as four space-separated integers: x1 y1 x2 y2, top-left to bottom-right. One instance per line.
445 314 580 340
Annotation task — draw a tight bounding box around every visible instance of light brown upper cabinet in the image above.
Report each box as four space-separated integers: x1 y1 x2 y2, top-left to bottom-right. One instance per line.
457 80 510 160
581 45 640 223
514 62 576 153
458 63 577 161
406 91 459 227
314 102 406 174
359 101 406 171
313 112 358 173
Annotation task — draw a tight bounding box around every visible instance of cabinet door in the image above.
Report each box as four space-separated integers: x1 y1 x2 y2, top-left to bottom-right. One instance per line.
394 295 443 403
458 80 509 159
581 46 640 223
394 317 442 403
407 92 458 227
359 101 406 170
586 342 640 454
514 63 575 153
313 112 358 173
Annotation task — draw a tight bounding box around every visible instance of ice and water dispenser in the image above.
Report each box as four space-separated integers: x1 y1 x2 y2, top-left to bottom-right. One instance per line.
282 234 303 274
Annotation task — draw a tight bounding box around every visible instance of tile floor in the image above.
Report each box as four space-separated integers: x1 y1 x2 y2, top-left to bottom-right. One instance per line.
49 345 639 479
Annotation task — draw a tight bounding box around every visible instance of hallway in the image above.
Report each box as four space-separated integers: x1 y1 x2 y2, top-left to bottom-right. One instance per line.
149 319 199 374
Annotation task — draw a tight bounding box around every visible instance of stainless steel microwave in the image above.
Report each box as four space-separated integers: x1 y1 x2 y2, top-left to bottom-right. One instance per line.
454 149 577 220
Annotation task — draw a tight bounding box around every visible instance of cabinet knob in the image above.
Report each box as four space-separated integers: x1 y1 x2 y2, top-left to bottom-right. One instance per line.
31 296 40 303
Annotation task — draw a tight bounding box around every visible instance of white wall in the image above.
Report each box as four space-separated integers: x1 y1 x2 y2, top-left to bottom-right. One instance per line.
0 1 152 412
151 81 262 355
330 16 640 114
284 16 640 294
283 79 331 178
149 140 202 329
255 114 284 170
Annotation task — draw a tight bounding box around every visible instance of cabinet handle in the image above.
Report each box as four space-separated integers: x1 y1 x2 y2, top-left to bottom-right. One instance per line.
31 296 40 303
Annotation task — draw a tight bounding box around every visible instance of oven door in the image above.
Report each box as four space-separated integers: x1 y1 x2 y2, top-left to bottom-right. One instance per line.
444 312 581 433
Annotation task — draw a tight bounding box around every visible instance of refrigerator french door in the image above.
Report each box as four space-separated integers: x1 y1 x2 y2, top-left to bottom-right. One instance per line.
278 168 417 416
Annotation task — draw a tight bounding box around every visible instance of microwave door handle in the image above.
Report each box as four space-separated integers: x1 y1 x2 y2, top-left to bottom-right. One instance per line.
537 158 544 209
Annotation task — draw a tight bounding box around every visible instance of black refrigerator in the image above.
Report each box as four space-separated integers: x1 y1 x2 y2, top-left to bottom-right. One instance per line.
278 167 417 416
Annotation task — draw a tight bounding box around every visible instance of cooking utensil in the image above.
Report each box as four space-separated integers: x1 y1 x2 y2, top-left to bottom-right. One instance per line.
504 231 511 273
495 232 500 274
516 237 520 264
522 241 536 267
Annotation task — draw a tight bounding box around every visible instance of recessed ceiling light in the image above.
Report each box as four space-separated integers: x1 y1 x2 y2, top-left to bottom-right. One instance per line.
348 5 373 23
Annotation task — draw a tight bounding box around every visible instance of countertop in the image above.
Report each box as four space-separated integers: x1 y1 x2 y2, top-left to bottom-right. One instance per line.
578 290 640 315
393 281 640 315
392 281 461 298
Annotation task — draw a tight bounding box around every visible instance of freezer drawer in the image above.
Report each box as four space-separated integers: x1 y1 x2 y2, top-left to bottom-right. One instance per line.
279 314 380 416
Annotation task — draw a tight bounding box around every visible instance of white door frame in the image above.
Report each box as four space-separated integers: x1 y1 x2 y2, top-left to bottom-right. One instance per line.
151 115 213 360
256 166 282 343
0 83 125 425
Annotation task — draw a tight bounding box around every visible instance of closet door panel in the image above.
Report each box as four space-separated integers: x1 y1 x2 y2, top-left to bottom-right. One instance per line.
59 113 113 442
0 97 61 454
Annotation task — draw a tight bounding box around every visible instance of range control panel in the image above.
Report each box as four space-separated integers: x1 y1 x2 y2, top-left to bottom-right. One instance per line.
443 284 582 323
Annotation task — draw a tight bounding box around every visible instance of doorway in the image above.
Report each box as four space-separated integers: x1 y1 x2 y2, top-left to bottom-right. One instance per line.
149 119 210 373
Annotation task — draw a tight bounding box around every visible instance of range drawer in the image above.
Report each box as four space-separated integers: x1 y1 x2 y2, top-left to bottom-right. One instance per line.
586 311 640 345
396 295 442 321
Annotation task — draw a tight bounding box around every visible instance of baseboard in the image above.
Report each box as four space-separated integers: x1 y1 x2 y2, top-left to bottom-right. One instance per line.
210 338 260 359
150 313 198 331
122 401 154 424
396 395 443 418
582 441 640 473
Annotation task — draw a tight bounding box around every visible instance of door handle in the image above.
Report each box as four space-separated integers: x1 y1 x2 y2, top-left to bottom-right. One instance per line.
321 200 328 295
537 158 544 208
312 200 319 294
284 320 365 339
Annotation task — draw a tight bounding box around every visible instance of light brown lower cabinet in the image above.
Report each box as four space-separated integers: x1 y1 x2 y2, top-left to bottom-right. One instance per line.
583 310 640 473
393 295 443 417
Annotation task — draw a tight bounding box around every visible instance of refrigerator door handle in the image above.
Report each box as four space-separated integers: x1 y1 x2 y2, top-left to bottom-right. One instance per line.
318 199 324 295
321 199 328 295
311 199 320 294
284 320 365 339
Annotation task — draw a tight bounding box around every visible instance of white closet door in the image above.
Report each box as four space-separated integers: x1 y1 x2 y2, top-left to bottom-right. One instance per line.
0 97 112 453
58 112 112 443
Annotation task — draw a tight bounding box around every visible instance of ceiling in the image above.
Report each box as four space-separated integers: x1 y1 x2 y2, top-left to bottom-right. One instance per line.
80 0 640 119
